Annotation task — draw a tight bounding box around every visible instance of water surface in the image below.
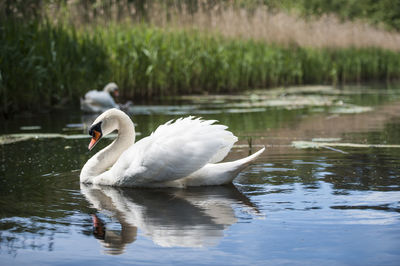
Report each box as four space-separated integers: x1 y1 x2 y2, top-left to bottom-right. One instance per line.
1 85 400 265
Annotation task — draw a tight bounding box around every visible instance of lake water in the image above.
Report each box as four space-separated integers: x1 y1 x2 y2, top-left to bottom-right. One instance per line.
1 85 400 265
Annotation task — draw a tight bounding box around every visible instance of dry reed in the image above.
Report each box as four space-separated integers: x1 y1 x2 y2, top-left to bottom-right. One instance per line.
47 2 400 51
151 5 400 51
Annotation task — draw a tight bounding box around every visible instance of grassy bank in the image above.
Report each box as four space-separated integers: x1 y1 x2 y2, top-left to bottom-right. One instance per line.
1 21 400 115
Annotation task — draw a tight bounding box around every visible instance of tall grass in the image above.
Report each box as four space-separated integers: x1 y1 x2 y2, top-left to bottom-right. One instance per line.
47 1 400 51
99 25 400 99
0 19 110 115
295 0 400 32
1 20 400 115
147 5 400 51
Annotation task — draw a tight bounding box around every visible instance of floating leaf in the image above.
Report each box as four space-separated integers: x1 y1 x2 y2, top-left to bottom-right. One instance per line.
312 138 342 142
20 126 42 131
330 105 373 114
292 141 400 149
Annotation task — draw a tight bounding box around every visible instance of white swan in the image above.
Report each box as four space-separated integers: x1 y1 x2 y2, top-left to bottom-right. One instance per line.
80 82 120 113
80 108 265 187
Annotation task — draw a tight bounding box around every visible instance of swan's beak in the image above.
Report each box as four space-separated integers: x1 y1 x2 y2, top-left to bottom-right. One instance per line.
113 89 119 97
88 122 103 150
88 130 102 150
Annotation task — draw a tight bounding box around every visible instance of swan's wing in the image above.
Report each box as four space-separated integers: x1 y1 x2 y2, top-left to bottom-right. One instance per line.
115 117 237 185
84 90 117 108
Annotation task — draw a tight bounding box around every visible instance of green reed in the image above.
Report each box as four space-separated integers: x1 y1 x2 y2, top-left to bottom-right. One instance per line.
100 25 400 98
1 21 400 116
0 19 110 115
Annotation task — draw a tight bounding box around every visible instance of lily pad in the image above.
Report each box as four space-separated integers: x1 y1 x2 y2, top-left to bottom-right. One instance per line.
292 141 400 149
225 108 266 113
66 123 84 128
312 138 342 142
330 105 373 114
20 126 42 131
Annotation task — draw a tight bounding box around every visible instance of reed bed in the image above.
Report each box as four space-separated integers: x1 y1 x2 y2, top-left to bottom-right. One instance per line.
150 6 400 51
2 1 400 115
48 2 400 51
102 25 400 99
2 20 400 116
0 20 110 114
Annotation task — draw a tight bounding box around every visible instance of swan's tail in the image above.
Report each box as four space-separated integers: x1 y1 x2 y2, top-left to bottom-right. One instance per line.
184 146 266 186
232 146 265 171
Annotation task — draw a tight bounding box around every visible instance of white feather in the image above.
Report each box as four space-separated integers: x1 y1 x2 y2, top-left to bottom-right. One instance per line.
113 117 237 186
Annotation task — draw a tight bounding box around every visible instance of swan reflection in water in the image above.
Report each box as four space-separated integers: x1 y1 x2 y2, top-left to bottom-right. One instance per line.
81 183 260 254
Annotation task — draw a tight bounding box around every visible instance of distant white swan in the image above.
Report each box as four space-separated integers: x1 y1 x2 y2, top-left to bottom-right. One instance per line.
80 82 120 113
80 108 265 187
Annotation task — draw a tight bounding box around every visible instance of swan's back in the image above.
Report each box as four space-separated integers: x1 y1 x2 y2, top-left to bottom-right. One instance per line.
112 117 238 186
151 117 237 164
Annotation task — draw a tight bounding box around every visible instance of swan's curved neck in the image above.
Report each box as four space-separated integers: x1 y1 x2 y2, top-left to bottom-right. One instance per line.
80 113 135 183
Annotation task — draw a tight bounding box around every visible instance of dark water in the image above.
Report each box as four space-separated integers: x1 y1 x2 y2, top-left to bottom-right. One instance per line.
1 85 400 265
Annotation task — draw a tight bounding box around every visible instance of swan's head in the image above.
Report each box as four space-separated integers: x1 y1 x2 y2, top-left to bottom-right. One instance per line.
87 108 125 150
103 82 119 97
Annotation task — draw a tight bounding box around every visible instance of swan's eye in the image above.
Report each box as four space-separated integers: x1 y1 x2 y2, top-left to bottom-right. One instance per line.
89 122 102 137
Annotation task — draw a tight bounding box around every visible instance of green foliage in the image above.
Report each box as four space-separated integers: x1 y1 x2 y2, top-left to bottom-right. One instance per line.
296 0 400 31
2 20 400 115
98 25 400 99
0 19 110 114
230 0 400 31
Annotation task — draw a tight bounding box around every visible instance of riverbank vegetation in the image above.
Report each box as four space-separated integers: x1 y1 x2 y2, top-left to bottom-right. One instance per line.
1 0 400 116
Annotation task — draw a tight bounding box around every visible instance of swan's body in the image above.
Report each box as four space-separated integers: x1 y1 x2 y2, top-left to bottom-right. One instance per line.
80 109 265 187
80 82 120 113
